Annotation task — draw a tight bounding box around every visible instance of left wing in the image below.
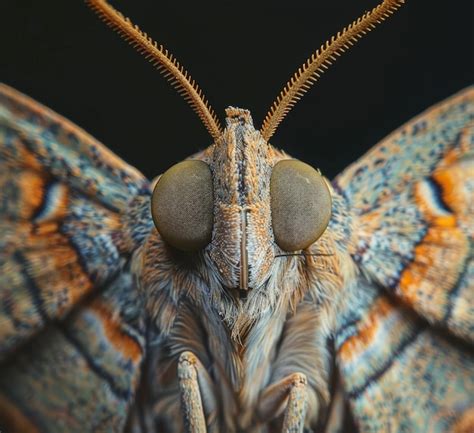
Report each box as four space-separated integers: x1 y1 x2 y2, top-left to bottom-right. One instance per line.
0 268 146 433
0 83 153 432
0 83 151 360
332 87 474 432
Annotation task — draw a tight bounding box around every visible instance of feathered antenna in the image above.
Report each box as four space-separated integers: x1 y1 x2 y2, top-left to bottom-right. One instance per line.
260 0 405 141
85 0 223 141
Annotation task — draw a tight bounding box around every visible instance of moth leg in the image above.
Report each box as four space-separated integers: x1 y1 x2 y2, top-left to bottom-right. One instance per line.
281 374 308 433
178 351 216 433
257 372 308 433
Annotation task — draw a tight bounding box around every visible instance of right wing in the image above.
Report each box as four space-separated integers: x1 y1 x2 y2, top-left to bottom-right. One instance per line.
332 87 474 432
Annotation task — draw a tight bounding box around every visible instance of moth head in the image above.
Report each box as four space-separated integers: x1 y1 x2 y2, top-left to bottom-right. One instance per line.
87 0 404 306
148 107 333 300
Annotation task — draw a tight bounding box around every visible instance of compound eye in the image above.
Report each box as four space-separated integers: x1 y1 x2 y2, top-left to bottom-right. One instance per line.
151 160 213 251
270 160 332 252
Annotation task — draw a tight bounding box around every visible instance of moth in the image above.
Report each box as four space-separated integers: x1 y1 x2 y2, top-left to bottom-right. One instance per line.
0 0 473 432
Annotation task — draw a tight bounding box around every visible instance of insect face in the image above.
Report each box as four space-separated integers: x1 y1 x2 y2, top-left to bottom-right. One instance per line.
150 106 331 300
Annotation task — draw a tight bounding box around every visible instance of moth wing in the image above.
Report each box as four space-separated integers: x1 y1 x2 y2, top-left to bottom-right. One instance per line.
0 84 153 431
0 269 146 433
332 87 474 431
333 280 474 432
334 86 473 342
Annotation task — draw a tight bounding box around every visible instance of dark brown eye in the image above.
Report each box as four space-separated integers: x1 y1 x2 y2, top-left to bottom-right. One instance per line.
151 160 213 251
270 160 332 251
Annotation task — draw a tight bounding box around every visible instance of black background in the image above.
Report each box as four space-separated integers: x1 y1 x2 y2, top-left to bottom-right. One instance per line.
2 1 473 179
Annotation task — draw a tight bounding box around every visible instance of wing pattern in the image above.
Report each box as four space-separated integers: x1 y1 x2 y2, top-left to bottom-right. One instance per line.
335 87 473 341
0 83 152 432
332 87 474 431
0 269 146 433
334 279 474 432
